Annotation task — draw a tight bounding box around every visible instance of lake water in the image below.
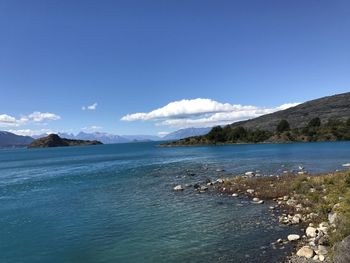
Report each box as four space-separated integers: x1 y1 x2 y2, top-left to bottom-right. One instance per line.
1 141 350 263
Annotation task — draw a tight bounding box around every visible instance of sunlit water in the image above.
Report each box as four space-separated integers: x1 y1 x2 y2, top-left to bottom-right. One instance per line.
1 141 350 263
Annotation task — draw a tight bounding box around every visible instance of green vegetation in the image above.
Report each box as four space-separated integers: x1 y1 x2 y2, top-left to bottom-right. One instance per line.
276 119 290 133
308 117 321 128
166 117 350 146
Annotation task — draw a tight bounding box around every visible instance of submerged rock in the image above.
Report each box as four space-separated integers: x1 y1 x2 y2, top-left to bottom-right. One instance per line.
216 178 224 184
200 186 208 191
173 185 184 191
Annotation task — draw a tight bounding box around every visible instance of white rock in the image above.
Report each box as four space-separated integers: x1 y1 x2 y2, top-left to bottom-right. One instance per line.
251 198 264 204
328 212 338 224
318 222 329 234
319 255 325 261
245 171 255 176
287 234 300 241
309 213 319 220
246 189 255 194
231 193 238 197
200 186 208 191
313 255 319 260
297 246 314 259
306 227 318 238
292 214 302 224
319 222 329 228
173 185 184 191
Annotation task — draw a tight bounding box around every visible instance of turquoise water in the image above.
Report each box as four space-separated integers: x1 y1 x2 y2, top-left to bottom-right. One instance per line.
1 142 350 263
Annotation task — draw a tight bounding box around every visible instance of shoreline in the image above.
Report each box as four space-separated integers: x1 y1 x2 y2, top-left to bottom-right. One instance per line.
160 139 350 148
174 169 350 262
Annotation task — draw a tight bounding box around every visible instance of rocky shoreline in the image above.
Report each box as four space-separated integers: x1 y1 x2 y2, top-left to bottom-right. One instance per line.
173 167 350 263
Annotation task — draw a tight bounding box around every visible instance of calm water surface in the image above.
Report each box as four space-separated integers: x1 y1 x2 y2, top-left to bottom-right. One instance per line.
1 142 350 263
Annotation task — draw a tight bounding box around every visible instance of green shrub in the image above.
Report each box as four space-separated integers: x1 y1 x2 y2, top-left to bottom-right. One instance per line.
276 119 290 133
308 117 321 127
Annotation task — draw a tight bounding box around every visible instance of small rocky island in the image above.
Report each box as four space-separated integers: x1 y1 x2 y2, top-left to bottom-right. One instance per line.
28 134 102 148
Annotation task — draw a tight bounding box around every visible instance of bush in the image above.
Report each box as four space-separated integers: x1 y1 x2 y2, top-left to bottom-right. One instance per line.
308 117 321 127
207 126 226 143
276 119 290 133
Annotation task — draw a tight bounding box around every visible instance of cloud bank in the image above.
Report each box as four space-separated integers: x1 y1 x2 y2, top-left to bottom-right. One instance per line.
121 98 300 128
0 112 61 127
7 129 55 137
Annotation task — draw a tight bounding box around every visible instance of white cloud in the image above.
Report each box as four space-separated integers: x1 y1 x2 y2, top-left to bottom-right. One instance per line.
0 112 61 127
121 98 300 128
121 98 239 121
7 129 55 137
82 103 98 111
0 114 28 127
0 114 19 127
28 112 61 122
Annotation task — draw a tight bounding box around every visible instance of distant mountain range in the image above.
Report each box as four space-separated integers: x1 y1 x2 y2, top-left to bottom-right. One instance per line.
0 127 212 147
0 131 34 147
162 127 212 140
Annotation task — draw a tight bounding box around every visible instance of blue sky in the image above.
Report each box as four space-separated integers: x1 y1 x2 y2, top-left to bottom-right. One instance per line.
0 0 349 136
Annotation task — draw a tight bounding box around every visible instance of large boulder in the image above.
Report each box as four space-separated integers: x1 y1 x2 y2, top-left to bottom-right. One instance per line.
296 246 314 259
306 226 318 238
334 235 350 263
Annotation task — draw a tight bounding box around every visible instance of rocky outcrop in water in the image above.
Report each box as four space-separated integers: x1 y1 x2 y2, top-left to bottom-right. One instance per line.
28 134 102 148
